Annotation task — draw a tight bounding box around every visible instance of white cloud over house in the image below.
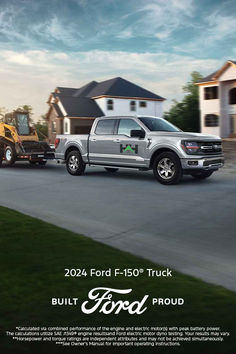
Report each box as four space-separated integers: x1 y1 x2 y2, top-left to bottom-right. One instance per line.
0 0 235 119
0 49 221 119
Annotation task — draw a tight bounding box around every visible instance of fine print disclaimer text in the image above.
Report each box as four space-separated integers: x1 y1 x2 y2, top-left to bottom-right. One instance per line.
6 326 230 348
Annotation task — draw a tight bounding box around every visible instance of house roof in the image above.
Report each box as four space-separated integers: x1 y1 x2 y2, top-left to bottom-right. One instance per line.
196 60 236 84
58 95 103 117
56 87 78 96
48 77 164 119
73 81 98 97
197 71 218 83
52 103 63 117
82 77 165 100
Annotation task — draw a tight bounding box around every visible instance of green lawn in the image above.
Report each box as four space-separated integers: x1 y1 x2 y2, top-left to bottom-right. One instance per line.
0 206 235 354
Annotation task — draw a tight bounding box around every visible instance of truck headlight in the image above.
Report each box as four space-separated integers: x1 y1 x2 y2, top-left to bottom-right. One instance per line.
181 141 200 154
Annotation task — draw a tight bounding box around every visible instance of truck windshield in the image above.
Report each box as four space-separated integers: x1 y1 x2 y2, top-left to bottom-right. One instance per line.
138 117 180 132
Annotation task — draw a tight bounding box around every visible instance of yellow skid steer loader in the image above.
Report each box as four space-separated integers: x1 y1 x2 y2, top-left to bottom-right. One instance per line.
0 111 54 167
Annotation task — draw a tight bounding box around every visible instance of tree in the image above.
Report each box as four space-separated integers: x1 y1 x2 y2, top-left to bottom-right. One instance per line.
164 71 203 132
15 105 33 123
34 115 48 141
0 107 7 122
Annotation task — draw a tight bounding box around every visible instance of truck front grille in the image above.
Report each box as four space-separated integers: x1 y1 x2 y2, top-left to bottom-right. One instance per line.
199 141 222 154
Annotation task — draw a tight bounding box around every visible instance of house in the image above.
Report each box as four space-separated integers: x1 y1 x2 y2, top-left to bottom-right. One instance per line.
196 60 236 138
46 77 165 142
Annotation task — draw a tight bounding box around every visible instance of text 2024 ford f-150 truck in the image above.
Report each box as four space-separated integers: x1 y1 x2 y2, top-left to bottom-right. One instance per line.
55 116 224 185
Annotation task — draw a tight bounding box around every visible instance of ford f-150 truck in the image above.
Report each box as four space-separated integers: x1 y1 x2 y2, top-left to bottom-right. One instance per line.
55 115 224 185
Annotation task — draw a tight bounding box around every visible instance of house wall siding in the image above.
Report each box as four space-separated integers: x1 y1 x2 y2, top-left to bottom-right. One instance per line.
199 64 236 137
199 84 220 136
220 80 236 137
219 65 236 81
94 97 163 117
47 107 63 143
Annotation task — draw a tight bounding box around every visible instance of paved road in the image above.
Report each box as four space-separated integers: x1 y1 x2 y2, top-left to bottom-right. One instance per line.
0 161 236 291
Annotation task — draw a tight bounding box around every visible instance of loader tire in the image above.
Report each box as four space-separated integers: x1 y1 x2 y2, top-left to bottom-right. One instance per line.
38 161 47 166
5 145 16 166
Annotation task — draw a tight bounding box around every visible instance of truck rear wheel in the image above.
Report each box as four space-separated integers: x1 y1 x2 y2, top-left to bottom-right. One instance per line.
66 150 86 176
153 152 182 185
5 145 16 166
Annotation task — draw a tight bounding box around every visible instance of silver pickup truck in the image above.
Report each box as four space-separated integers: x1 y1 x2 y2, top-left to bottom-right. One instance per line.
55 115 224 185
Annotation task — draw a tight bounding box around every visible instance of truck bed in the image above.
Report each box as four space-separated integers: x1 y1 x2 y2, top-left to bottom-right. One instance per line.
55 134 89 161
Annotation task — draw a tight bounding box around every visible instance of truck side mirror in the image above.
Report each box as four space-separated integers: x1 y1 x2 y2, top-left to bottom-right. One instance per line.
130 129 145 139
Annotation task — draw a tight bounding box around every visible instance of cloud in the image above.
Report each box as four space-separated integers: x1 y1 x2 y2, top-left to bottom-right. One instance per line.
0 0 196 52
206 12 236 41
118 0 195 40
0 48 221 119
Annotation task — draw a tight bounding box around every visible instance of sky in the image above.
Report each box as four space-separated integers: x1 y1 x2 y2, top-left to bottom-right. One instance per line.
0 0 236 120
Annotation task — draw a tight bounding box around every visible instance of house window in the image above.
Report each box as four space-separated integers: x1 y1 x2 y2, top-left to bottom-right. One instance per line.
64 121 69 134
107 99 114 110
204 86 218 100
229 88 236 104
130 101 136 111
139 101 147 108
204 114 219 127
52 121 56 133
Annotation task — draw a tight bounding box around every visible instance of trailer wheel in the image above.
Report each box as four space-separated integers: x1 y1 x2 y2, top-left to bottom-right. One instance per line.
5 145 16 166
66 150 86 176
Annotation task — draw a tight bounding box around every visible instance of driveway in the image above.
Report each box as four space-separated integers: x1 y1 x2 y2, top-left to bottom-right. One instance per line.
0 161 235 291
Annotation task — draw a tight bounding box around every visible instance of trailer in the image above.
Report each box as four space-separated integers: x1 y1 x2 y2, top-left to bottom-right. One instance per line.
0 111 54 167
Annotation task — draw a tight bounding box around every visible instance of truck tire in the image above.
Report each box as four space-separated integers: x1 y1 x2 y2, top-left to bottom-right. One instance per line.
153 152 182 185
191 171 213 179
66 150 86 176
38 161 47 166
0 145 3 167
5 145 16 166
104 168 119 173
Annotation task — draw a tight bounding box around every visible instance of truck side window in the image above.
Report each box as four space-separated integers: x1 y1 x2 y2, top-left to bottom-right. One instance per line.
95 119 116 135
118 119 143 137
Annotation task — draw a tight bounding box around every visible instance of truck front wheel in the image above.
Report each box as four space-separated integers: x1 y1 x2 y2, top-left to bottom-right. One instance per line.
153 152 182 185
5 145 16 166
66 150 86 176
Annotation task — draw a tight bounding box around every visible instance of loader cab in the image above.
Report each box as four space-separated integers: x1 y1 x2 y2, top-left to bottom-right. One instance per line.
4 111 30 136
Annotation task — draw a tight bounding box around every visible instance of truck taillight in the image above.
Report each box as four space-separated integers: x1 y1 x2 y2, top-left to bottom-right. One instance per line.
55 138 60 149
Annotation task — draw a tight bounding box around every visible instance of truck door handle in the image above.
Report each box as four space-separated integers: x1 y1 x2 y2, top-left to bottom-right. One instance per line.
91 138 96 142
113 139 120 143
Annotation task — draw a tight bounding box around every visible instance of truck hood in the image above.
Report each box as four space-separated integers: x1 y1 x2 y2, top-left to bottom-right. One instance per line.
148 131 221 140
